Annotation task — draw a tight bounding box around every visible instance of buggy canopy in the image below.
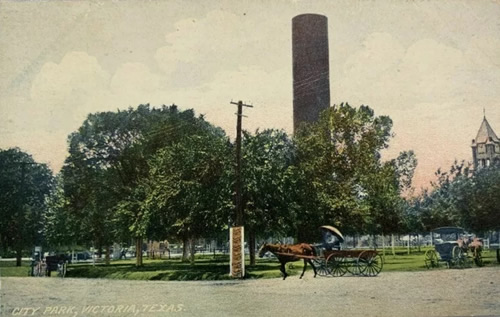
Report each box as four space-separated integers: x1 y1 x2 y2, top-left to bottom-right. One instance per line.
320 225 345 243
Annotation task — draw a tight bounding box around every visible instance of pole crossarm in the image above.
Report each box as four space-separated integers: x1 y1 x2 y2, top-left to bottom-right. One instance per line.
230 100 253 108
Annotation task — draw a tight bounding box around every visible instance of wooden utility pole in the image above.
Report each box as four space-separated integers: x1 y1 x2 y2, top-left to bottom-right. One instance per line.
230 100 253 226
229 100 252 278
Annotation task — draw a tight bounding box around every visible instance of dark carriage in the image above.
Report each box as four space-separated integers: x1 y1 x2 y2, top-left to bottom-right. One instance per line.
424 227 483 269
30 253 68 277
45 255 69 277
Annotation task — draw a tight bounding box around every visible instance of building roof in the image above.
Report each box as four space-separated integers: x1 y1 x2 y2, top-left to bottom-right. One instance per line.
474 117 499 144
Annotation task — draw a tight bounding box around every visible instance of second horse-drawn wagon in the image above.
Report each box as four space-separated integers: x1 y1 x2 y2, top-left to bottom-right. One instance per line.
424 227 483 269
258 225 383 279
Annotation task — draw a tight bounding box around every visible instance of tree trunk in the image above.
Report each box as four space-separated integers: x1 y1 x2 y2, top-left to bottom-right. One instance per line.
382 234 386 263
105 245 111 265
182 237 189 262
407 234 411 255
148 240 153 259
249 230 256 266
15 244 22 267
391 234 395 256
190 238 196 264
135 237 143 267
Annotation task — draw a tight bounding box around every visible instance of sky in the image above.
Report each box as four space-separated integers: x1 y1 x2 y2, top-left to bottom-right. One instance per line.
1 0 499 192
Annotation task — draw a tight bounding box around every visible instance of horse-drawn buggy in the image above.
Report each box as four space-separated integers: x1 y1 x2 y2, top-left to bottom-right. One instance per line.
29 248 68 277
258 226 383 279
424 227 483 269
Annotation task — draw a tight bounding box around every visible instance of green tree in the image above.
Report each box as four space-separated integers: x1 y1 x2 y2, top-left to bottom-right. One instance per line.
373 150 417 234
459 164 500 233
292 103 394 241
241 129 295 265
0 148 54 266
362 161 404 237
412 161 472 232
439 162 500 234
62 104 213 266
395 150 418 195
146 129 233 263
44 175 81 251
63 139 119 264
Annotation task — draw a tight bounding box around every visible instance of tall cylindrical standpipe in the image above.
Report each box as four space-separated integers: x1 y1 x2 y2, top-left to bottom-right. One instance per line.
292 14 330 132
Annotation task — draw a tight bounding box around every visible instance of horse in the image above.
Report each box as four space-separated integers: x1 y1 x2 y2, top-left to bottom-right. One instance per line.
258 243 317 280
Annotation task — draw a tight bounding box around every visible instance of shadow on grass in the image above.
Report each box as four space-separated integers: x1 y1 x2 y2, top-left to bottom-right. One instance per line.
68 257 234 281
66 256 293 281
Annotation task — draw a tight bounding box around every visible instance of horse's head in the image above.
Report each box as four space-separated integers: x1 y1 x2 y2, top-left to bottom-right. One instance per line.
257 243 269 258
468 237 483 249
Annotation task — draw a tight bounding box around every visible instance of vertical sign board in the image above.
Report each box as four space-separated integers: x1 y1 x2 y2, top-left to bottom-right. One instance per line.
230 226 245 278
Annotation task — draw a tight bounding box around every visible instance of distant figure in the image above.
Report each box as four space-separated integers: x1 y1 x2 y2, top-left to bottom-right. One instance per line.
119 248 127 260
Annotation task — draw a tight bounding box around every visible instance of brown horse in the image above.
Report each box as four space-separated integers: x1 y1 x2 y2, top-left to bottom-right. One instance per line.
258 243 317 280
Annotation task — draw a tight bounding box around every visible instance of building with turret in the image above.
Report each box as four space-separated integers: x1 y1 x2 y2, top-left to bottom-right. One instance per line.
471 115 500 169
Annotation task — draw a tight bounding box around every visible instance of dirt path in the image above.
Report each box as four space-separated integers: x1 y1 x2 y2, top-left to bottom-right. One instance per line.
1 267 499 317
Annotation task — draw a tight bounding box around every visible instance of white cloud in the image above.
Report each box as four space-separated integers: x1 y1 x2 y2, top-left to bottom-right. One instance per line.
334 33 498 189
29 52 111 132
343 33 405 81
335 35 469 107
154 10 290 88
396 39 466 103
31 51 110 103
110 63 161 100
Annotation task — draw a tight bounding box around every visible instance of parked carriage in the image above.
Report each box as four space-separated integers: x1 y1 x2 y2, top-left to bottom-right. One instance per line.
424 227 483 269
259 226 383 279
29 250 68 278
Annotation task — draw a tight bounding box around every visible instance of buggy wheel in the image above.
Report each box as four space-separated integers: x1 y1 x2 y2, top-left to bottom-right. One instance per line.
312 258 331 277
424 250 439 269
325 254 347 277
452 246 465 269
474 248 483 267
345 257 362 276
358 251 383 277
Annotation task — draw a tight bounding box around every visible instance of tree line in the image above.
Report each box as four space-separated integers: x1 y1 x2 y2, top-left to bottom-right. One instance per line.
1 103 498 267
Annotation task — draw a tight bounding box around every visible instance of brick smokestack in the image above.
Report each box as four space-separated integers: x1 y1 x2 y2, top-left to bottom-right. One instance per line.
292 14 330 132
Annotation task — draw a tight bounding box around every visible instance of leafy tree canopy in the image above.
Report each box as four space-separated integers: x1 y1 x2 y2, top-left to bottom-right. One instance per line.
0 148 54 264
292 103 413 240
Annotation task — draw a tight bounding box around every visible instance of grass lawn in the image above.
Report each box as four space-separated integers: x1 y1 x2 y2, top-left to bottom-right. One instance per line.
0 261 32 277
66 256 285 280
380 247 499 271
1 247 498 281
